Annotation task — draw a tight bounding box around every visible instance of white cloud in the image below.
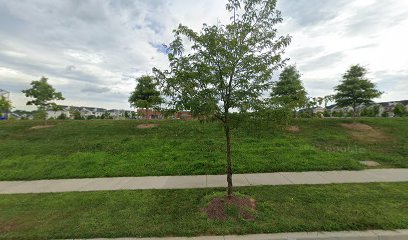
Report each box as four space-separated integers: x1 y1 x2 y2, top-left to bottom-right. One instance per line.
0 0 407 110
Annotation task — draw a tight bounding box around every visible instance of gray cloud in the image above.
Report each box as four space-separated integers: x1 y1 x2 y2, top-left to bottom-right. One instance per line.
0 0 407 110
344 1 408 36
372 71 408 102
277 0 349 27
375 71 408 90
300 52 345 71
289 46 325 60
81 86 111 94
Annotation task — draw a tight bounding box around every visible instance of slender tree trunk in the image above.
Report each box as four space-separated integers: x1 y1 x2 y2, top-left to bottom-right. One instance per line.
43 109 47 126
224 123 233 197
353 105 356 123
145 107 149 120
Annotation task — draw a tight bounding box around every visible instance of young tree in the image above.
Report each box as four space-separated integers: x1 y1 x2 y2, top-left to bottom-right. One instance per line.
73 110 82 120
334 65 382 121
154 0 291 196
68 107 74 119
382 111 389 118
57 113 68 120
394 103 407 117
271 65 307 120
129 75 162 119
0 96 12 119
22 77 65 124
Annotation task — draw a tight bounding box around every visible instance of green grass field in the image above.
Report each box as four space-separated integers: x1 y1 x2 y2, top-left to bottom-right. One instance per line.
0 118 407 181
0 183 407 239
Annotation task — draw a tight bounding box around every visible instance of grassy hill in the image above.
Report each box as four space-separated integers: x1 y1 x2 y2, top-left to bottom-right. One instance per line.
0 118 407 181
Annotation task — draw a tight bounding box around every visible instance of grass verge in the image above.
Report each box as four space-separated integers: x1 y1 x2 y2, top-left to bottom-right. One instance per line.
0 182 407 239
0 118 407 180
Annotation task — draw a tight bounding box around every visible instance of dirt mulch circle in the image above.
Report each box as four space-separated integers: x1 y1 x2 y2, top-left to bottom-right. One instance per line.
30 125 55 130
0 221 23 232
341 123 373 131
286 125 300 133
359 160 381 167
137 124 158 129
203 196 257 221
340 123 389 142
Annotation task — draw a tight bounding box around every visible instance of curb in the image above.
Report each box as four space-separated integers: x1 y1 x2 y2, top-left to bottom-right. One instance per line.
72 229 408 240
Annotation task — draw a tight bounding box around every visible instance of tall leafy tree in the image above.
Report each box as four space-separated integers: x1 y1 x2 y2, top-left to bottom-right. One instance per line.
271 65 307 119
129 75 162 119
334 65 382 121
154 0 291 196
22 77 65 123
394 103 407 117
0 96 12 119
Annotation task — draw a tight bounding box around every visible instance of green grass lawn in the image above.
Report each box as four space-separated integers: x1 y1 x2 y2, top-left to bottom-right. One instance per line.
0 118 407 180
0 183 407 239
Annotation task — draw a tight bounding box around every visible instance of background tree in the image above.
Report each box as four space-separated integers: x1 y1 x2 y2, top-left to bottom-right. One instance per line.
101 112 112 120
271 65 307 121
22 77 65 124
361 105 380 117
129 75 162 119
73 110 82 120
334 65 382 121
322 95 334 108
154 0 291 196
394 103 407 117
0 96 12 119
68 106 79 119
33 110 47 121
57 113 68 120
302 97 319 118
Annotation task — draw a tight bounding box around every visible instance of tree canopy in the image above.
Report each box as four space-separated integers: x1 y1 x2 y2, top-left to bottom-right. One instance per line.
154 0 291 195
0 96 12 115
22 77 65 111
129 75 162 118
334 65 382 118
394 103 407 117
271 65 307 113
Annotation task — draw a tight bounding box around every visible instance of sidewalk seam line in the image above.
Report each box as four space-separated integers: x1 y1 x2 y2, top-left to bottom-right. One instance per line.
242 174 251 186
316 171 334 184
278 172 295 184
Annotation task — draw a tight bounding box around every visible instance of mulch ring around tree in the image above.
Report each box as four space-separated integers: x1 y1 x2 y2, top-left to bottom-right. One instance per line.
203 195 257 221
30 125 55 130
137 124 158 129
340 123 390 142
286 125 300 133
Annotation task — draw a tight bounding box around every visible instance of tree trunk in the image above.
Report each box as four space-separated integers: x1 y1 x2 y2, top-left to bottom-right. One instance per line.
43 109 47 126
145 107 149 120
224 124 233 197
353 105 357 123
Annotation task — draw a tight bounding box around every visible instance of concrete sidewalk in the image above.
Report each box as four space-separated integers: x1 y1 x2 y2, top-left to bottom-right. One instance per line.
1 169 407 194
76 229 408 240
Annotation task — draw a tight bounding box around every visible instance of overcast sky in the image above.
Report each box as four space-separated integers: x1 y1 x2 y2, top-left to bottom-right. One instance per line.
1 0 407 110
